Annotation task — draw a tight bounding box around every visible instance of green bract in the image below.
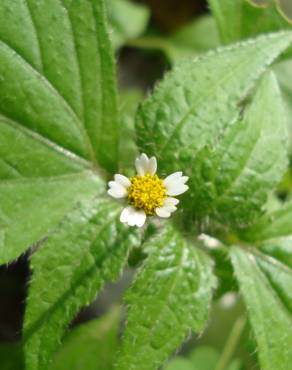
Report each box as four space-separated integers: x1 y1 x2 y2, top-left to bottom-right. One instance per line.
1 1 292 370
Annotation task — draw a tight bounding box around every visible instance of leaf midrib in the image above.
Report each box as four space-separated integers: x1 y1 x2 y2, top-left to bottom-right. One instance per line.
130 239 191 360
0 114 91 171
214 123 263 203
0 37 96 165
59 0 99 164
27 204 121 368
151 33 287 157
0 171 98 186
233 247 292 367
234 246 292 314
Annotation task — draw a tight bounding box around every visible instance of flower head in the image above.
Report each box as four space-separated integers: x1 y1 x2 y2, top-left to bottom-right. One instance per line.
107 153 189 227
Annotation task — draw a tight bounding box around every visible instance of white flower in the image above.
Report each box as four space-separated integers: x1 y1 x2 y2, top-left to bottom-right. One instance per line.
107 153 189 227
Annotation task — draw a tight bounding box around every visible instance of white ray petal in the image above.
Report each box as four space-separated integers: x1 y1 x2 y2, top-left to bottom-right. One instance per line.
163 205 177 212
128 208 144 227
167 184 189 196
135 153 149 176
156 207 171 218
164 197 179 206
157 201 177 215
147 157 157 175
120 206 133 223
108 187 126 198
114 174 131 188
134 209 147 227
108 181 128 198
163 171 183 187
108 181 127 193
180 176 189 184
120 206 146 227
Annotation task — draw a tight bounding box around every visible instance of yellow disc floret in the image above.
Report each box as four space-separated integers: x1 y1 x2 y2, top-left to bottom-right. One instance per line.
128 174 167 215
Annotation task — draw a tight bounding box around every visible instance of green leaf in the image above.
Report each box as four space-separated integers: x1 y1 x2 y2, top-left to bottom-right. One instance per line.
23 197 141 370
208 0 292 46
115 224 216 370
0 0 119 172
260 237 292 267
273 59 292 149
256 251 292 313
106 0 149 50
188 72 288 226
0 172 103 264
0 0 120 263
136 32 292 181
241 199 292 241
231 246 292 370
50 306 121 370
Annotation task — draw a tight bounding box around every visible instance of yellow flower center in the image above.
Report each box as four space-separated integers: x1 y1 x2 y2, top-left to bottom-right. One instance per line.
128 174 167 216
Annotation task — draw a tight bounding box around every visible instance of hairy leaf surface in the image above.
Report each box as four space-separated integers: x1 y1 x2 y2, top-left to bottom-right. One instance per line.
0 172 102 264
164 346 241 370
260 237 292 268
231 246 292 370
115 224 216 370
0 0 119 171
187 72 288 226
0 0 119 263
24 197 141 370
136 32 292 175
242 199 292 241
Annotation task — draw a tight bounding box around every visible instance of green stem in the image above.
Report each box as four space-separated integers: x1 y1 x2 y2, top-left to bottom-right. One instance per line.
214 315 246 370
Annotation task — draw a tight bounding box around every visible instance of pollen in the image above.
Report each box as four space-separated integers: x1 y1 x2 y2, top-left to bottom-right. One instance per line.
128 174 167 215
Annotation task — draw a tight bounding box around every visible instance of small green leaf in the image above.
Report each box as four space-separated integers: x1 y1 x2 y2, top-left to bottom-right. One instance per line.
231 246 292 370
208 0 292 46
188 72 288 226
136 32 292 180
24 197 141 370
241 199 292 241
115 224 216 370
50 306 121 370
106 0 149 50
